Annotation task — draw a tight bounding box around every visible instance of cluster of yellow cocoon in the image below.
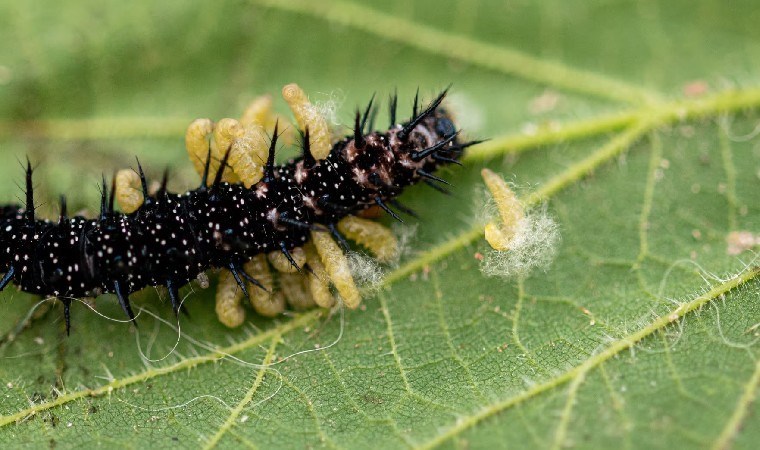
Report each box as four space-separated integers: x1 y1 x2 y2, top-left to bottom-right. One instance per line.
114 84 399 327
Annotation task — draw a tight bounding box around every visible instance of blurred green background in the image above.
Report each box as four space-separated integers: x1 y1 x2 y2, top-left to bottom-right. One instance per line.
0 1 759 448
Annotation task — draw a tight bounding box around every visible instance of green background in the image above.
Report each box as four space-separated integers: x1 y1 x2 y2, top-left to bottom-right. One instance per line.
0 0 758 448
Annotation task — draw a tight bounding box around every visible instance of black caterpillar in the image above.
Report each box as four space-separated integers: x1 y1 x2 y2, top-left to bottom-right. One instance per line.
0 88 475 334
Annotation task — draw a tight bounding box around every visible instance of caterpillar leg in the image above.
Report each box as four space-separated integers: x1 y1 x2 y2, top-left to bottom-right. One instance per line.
481 168 525 251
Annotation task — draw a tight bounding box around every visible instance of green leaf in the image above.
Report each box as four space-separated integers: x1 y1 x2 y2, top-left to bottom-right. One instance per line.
0 0 759 448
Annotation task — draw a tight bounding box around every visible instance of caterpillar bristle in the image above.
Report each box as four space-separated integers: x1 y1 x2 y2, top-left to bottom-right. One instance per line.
279 242 303 273
167 279 181 316
389 199 418 218
417 169 451 186
263 120 279 183
212 146 234 187
0 267 14 291
389 89 398 126
279 213 326 232
159 168 170 196
227 262 251 300
360 93 376 133
353 110 364 147
199 147 212 190
411 132 459 161
328 223 350 252
412 88 419 118
450 139 487 153
374 196 403 224
399 87 449 141
237 264 268 293
367 104 379 133
113 280 138 326
318 194 352 213
424 179 452 195
24 159 34 225
98 175 108 221
136 157 150 197
108 176 117 215
301 127 316 169
432 154 463 166
61 298 72 336
58 195 68 223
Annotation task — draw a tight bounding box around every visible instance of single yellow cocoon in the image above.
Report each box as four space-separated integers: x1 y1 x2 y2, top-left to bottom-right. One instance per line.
185 118 214 178
114 169 144 214
337 216 398 263
310 230 360 308
481 168 525 251
244 255 286 317
215 269 246 328
282 83 331 160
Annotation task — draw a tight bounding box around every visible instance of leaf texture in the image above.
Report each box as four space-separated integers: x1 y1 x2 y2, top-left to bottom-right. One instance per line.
0 1 758 448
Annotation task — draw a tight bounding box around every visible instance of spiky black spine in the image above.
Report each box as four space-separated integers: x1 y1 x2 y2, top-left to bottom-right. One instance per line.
0 90 470 333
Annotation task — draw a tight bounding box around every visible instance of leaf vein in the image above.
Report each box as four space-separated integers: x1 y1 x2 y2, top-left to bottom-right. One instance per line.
0 312 319 428
431 269 488 402
711 350 760 450
249 0 661 105
551 371 587 450
414 268 759 449
202 336 280 450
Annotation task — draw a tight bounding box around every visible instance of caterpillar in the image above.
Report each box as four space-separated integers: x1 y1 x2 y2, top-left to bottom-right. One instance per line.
0 84 479 334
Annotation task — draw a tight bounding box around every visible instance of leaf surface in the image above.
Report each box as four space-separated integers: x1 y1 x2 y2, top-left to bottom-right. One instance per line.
0 1 758 448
